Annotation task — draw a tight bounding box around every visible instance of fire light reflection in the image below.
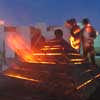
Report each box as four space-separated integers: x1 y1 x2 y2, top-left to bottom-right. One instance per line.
69 36 80 50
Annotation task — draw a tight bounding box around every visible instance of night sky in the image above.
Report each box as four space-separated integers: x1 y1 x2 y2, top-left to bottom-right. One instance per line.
0 0 100 30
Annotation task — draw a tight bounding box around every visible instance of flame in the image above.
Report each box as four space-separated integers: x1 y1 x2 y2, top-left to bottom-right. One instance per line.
6 33 38 63
41 47 64 51
6 33 63 64
69 36 80 50
67 53 80 56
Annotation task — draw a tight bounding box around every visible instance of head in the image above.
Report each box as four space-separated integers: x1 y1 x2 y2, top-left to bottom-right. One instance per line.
82 18 90 26
54 29 63 39
65 18 77 29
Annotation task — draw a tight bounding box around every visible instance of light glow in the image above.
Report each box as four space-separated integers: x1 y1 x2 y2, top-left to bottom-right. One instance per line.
69 36 80 50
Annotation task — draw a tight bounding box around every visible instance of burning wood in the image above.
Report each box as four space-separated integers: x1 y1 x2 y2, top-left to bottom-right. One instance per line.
5 73 40 83
6 32 85 65
76 73 100 90
6 33 65 64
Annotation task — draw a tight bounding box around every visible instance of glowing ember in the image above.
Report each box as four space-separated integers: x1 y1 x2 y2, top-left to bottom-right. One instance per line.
5 73 40 83
41 47 64 50
94 74 100 78
40 45 64 51
76 73 100 90
69 36 80 50
32 53 62 56
76 79 93 90
74 62 82 64
67 53 80 56
70 59 84 62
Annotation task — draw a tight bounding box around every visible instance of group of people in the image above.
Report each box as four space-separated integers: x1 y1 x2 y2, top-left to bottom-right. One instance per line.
31 18 97 65
65 18 97 65
81 18 97 65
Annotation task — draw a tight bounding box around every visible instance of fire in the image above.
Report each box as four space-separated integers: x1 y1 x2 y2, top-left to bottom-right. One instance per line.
6 33 83 64
40 45 64 51
6 33 37 63
69 36 80 50
6 33 62 64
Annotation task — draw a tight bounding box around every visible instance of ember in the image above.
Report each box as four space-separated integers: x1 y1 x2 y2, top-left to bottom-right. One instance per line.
76 73 100 90
5 73 40 83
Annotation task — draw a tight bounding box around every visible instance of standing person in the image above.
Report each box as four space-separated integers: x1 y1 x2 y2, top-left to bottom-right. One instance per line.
81 18 91 27
64 18 77 43
64 18 81 52
81 25 97 65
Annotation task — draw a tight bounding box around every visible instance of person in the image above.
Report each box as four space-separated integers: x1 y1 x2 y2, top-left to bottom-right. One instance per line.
81 18 91 27
81 25 97 65
50 29 76 53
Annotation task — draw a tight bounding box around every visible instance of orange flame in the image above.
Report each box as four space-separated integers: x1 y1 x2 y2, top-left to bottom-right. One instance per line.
6 33 62 64
6 33 37 63
69 36 80 50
